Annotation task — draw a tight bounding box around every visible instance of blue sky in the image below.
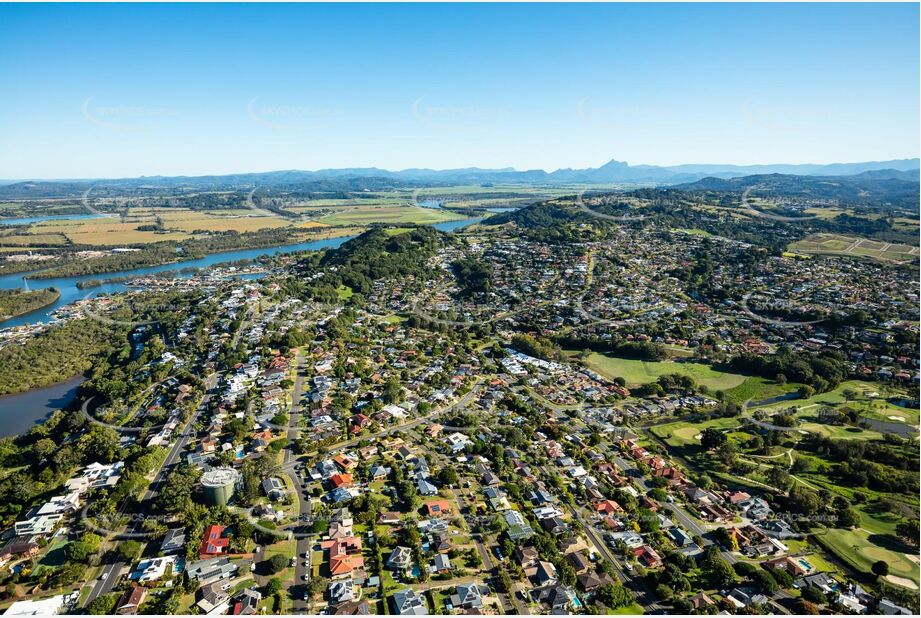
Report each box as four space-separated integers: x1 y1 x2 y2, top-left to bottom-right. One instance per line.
0 2 918 179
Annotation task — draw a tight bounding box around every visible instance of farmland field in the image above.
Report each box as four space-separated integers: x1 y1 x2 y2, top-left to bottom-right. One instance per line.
317 205 465 226
578 352 748 390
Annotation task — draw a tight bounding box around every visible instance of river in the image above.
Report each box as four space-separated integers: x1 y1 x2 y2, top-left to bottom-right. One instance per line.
0 376 86 438
0 217 483 328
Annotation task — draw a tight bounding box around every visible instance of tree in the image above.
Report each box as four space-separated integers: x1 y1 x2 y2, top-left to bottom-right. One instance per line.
702 552 736 589
896 520 920 547
266 577 284 596
118 540 143 562
87 594 118 615
798 385 815 399
801 586 826 605
307 576 329 597
836 507 861 529
438 466 459 486
752 569 778 594
872 560 889 577
268 554 288 574
798 599 820 615
700 427 726 451
595 582 633 609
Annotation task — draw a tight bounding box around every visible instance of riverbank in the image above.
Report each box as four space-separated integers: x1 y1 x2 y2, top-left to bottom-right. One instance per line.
25 226 360 280
0 287 60 321
0 217 482 328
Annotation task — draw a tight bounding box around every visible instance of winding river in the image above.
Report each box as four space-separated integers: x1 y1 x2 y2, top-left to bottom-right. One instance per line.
0 217 483 328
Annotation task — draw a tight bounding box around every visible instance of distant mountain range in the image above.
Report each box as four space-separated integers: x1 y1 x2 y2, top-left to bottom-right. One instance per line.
676 169 919 209
0 158 918 198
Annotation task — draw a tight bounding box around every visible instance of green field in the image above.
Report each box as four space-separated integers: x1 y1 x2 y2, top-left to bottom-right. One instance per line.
579 352 747 390
817 527 919 589
317 206 464 226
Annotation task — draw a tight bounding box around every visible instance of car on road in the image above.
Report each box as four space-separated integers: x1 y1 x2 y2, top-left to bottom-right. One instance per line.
302 574 310 581
624 563 634 572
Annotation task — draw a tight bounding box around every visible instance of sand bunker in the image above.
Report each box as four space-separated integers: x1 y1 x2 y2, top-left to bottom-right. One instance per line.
885 574 918 590
887 415 906 421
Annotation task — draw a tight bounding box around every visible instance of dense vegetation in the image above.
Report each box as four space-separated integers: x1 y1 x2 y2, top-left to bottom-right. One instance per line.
0 287 59 320
451 257 493 297
0 319 125 394
724 346 849 393
290 226 446 302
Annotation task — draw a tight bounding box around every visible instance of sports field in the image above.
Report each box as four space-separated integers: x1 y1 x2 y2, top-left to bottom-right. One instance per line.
789 233 919 264
579 352 747 390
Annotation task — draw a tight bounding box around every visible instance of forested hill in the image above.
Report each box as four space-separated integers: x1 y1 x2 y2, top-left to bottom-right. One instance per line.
676 171 920 210
484 202 587 228
317 227 446 294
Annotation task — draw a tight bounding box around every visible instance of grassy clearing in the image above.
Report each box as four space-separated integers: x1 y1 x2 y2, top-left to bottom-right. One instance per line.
0 232 70 246
578 352 747 390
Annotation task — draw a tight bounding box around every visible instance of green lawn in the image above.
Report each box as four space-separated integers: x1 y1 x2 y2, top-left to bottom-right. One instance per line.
578 352 748 390
725 376 799 404
610 602 645 614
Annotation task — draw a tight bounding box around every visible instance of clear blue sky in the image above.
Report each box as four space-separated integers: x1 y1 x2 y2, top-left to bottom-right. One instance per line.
1 2 918 179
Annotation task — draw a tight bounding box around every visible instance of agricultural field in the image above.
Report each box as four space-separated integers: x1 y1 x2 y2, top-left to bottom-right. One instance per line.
0 208 348 248
577 352 748 391
788 233 919 264
317 205 465 226
0 231 70 246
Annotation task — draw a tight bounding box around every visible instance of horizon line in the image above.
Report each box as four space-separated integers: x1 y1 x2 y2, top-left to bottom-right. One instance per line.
4 156 920 183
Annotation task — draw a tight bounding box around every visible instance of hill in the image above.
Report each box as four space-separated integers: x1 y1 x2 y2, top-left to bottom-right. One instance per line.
676 172 919 210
